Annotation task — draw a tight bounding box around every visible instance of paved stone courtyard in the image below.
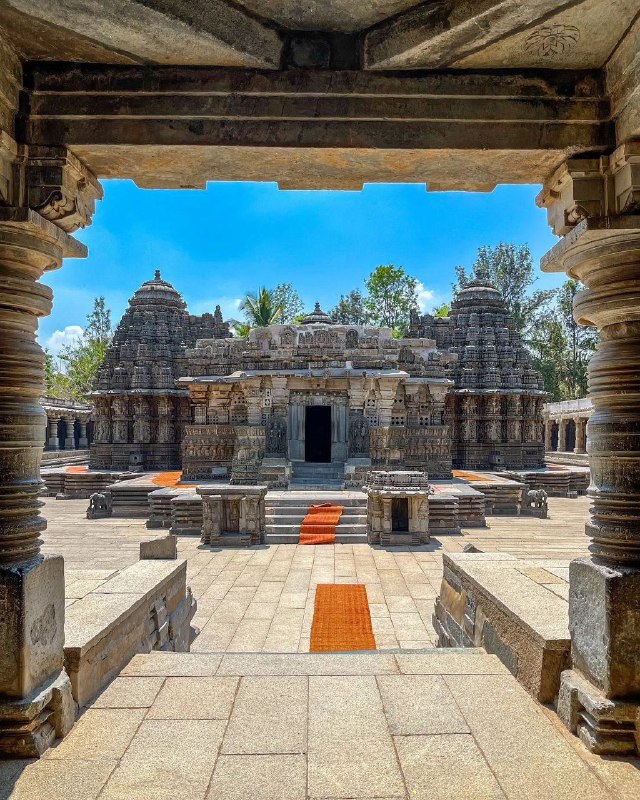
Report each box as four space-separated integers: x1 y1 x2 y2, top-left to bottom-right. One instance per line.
43 496 591 653
2 496 640 798
3 649 640 800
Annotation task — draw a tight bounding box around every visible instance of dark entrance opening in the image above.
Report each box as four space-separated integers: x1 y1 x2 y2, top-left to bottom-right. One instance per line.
305 406 332 463
551 422 559 451
392 497 409 532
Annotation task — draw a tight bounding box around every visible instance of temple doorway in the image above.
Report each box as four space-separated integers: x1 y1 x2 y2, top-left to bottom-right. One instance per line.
391 498 409 532
305 406 332 463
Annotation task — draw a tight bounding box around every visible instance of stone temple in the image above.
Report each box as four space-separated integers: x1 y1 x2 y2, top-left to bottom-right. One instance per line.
90 270 547 483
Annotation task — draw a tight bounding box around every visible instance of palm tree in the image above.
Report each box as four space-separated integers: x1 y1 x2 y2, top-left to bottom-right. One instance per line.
239 287 284 329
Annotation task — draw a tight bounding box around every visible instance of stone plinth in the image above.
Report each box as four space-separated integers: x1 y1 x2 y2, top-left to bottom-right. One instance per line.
364 470 431 546
199 486 267 547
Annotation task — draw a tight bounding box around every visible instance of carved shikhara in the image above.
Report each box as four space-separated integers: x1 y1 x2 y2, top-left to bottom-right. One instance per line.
24 146 103 233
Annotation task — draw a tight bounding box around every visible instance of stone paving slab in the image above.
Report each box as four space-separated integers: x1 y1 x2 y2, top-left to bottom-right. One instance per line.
3 651 640 800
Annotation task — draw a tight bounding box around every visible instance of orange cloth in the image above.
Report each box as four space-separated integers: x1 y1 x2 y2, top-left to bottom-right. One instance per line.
151 471 196 488
299 504 344 545
310 584 376 652
452 470 490 482
66 466 88 473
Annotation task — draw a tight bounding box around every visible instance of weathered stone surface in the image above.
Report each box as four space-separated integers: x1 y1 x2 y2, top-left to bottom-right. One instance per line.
433 553 570 702
139 534 177 560
568 558 640 699
63 560 195 706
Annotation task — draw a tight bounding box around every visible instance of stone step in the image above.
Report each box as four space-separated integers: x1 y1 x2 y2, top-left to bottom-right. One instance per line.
265 529 369 544
266 522 367 535
265 514 367 525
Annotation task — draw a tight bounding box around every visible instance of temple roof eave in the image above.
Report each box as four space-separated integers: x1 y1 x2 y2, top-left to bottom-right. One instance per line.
176 367 444 385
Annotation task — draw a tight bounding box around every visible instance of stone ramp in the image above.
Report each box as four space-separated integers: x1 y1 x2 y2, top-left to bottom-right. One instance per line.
5 649 636 799
266 489 367 543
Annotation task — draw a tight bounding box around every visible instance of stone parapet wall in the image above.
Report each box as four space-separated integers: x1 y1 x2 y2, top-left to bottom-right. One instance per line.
434 553 570 704
63 559 195 707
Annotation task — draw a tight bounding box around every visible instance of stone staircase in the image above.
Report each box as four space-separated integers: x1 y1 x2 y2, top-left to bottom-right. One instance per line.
290 461 345 489
265 490 368 544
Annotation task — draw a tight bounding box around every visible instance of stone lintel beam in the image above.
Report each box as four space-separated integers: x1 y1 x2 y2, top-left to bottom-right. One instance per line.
22 66 611 190
363 0 583 70
2 0 282 68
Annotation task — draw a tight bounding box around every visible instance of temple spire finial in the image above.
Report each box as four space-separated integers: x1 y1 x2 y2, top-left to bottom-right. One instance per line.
154 269 161 281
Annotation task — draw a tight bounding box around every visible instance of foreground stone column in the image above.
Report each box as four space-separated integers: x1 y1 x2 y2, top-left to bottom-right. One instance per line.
0 208 88 755
47 415 60 450
542 216 640 754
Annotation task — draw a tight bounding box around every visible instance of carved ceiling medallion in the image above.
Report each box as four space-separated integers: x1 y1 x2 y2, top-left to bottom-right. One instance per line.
524 24 580 57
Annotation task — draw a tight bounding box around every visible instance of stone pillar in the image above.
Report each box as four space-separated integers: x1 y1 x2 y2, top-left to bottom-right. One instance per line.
0 58 101 754
78 419 88 449
63 415 76 449
574 418 587 454
0 208 89 756
544 420 553 452
558 418 568 452
541 214 640 754
47 415 60 450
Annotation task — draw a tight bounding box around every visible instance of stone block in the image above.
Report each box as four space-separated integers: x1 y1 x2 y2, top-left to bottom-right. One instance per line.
569 557 640 699
139 535 177 560
0 555 65 697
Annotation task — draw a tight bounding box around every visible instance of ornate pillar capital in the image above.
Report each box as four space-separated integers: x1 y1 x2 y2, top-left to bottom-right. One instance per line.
20 145 103 234
536 144 640 237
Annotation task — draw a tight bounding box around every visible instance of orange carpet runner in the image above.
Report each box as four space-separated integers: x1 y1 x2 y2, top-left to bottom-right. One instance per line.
310 584 376 652
66 466 88 473
298 503 344 545
151 471 196 488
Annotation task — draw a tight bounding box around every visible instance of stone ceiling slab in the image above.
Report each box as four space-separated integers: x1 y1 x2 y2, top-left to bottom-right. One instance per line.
0 0 282 67
454 0 640 69
233 0 424 33
365 0 577 69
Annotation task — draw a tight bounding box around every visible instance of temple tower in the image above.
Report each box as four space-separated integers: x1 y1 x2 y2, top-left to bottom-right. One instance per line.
90 271 229 470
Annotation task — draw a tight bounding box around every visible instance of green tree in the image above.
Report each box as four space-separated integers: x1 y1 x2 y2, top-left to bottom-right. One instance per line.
555 280 597 398
432 303 450 318
331 289 368 325
238 287 284 330
529 280 597 400
271 283 305 324
453 243 556 340
59 297 113 401
363 265 419 334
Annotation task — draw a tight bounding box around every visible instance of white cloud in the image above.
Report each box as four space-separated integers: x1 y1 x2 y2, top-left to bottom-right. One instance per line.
44 325 84 355
415 281 437 313
189 296 243 320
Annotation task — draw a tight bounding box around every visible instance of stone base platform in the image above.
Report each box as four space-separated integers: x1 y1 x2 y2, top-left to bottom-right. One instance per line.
546 452 590 468
434 552 571 703
63 560 196 708
3 649 637 799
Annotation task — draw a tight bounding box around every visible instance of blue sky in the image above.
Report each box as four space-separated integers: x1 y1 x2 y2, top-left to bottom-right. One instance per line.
40 180 562 353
